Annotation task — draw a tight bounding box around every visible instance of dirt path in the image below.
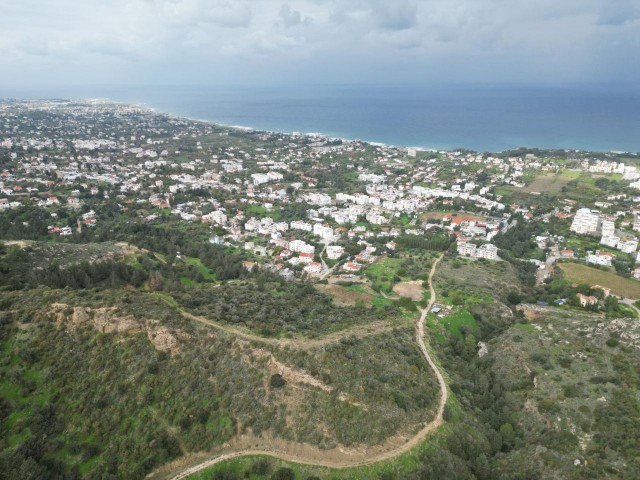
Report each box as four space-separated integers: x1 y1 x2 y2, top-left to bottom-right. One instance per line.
158 254 447 480
174 305 403 350
622 298 640 318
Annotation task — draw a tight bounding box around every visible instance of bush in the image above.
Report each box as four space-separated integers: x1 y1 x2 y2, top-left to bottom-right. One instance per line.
212 471 239 480
250 459 272 475
271 467 295 480
606 337 619 348
270 374 286 389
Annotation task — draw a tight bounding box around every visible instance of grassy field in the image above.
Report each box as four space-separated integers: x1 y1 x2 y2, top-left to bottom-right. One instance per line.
521 170 580 194
184 256 217 281
365 256 403 293
315 283 374 307
559 262 640 299
440 309 478 339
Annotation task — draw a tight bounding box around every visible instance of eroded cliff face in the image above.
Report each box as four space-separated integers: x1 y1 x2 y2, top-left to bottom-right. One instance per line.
50 303 181 354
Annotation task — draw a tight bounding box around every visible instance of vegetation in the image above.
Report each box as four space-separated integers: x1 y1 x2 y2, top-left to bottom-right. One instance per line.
558 262 640 299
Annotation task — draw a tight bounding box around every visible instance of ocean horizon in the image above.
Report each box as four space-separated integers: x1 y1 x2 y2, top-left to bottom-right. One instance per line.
2 83 639 153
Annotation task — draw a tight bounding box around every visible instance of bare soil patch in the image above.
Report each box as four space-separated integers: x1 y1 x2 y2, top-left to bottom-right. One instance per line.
315 284 373 307
392 281 424 301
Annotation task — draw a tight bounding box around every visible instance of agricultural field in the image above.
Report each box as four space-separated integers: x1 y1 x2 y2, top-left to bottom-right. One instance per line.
436 256 521 304
559 262 640 299
392 281 424 301
520 170 581 194
314 283 374 307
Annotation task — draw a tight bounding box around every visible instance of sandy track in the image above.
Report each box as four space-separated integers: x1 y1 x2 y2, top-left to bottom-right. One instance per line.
158 254 447 479
174 306 402 350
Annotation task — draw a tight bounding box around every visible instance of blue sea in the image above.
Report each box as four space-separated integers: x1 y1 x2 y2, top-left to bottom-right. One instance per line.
2 83 639 153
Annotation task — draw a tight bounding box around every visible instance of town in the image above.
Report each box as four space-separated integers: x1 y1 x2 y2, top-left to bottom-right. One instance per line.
1 99 640 312
2 99 640 480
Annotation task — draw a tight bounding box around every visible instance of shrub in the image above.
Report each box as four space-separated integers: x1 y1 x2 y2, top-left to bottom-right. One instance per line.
606 337 619 348
271 467 295 480
270 374 286 389
250 459 272 475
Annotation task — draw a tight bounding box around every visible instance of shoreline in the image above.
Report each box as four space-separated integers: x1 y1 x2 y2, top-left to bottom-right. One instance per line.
2 96 639 155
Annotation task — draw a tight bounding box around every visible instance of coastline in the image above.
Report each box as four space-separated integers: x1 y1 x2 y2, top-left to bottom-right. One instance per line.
2 94 640 155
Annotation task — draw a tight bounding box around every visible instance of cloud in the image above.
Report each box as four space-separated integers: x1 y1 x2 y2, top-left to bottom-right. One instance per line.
0 0 638 87
371 1 418 31
596 0 640 26
278 4 311 28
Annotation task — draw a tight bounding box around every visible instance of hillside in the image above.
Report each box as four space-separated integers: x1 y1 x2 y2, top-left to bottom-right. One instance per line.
0 243 441 479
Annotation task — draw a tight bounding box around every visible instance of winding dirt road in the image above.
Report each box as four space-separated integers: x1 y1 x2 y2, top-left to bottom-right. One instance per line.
175 307 404 350
161 254 447 480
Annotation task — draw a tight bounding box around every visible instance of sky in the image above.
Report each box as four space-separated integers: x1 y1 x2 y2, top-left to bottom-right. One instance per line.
1 0 639 88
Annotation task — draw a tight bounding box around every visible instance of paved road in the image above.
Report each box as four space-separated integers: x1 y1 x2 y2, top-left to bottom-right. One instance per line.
163 254 447 479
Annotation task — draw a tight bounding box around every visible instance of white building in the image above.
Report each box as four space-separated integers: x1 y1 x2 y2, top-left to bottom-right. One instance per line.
304 192 332 206
313 223 334 240
303 262 323 274
476 244 498 260
326 245 345 260
366 210 388 225
203 210 227 225
290 220 313 232
289 240 315 254
618 239 638 254
570 208 602 236
586 251 613 267
457 242 477 257
601 220 615 238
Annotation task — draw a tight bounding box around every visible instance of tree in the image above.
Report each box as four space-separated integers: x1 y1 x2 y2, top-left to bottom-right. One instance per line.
271 467 295 480
270 374 286 389
499 423 515 450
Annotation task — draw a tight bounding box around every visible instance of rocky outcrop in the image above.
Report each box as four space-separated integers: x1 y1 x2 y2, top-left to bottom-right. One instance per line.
147 324 180 353
50 303 180 354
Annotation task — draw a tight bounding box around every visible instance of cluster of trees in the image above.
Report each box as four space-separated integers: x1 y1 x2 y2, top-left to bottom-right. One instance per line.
0 207 49 240
33 261 146 290
172 278 386 337
396 233 455 252
493 218 539 259
0 245 147 290
85 222 247 281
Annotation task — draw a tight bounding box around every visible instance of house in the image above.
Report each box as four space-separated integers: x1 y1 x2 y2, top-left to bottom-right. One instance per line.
457 242 477 257
313 223 334 240
299 252 315 264
289 240 315 254
303 262 322 274
576 293 598 307
592 285 612 297
560 249 575 258
586 250 613 267
342 261 361 272
242 261 257 271
326 245 344 260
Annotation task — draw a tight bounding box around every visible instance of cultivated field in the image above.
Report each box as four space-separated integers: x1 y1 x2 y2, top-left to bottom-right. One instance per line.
521 170 580 194
315 283 373 307
559 262 640 299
